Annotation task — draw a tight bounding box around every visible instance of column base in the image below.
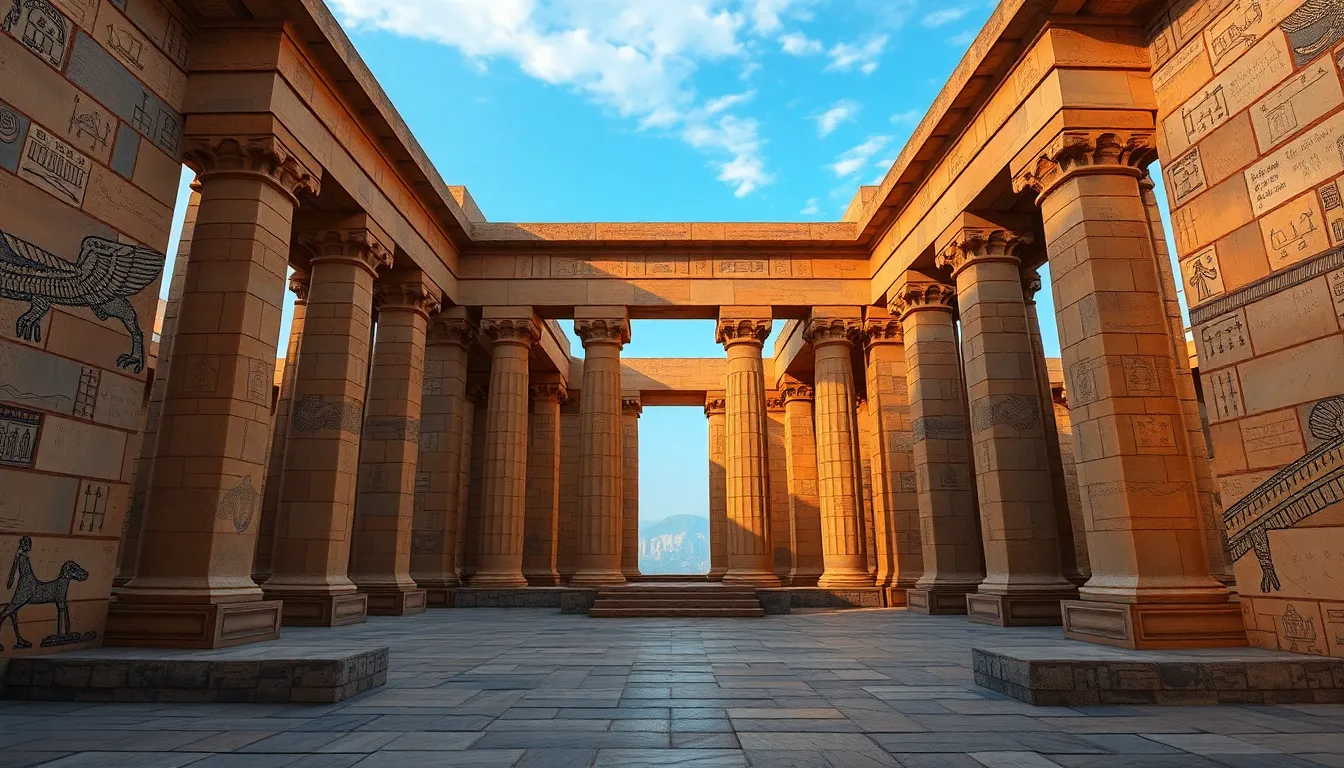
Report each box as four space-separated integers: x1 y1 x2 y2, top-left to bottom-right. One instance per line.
525 572 562 587
570 569 627 586
363 588 428 616
424 588 454 607
1061 599 1248 650
784 572 821 587
884 588 908 607
469 571 529 589
264 591 368 627
818 572 876 589
104 599 282 650
908 585 977 615
724 570 782 587
968 589 1078 627
707 568 727 582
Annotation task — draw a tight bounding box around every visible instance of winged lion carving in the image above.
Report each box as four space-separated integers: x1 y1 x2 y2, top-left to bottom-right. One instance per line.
0 229 163 373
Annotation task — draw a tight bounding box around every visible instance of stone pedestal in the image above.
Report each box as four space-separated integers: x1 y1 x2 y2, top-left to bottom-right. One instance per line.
350 274 440 615
891 273 984 615
621 395 643 581
262 215 393 627
411 312 476 600
111 135 319 647
571 310 630 586
805 314 872 589
470 311 541 589
863 310 923 604
936 221 1077 626
781 385 823 586
524 380 566 586
706 396 729 582
718 310 781 587
1013 129 1240 648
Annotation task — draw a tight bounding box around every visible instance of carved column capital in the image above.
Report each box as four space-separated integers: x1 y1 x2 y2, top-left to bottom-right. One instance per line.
184 134 321 204
288 271 311 305
481 317 541 347
622 397 643 416
781 384 814 403
531 382 569 403
705 397 726 417
803 317 862 348
766 394 787 412
862 317 903 347
574 317 631 347
374 278 443 319
716 317 772 348
934 228 1032 278
426 317 477 348
889 275 957 321
1012 129 1157 201
299 228 395 277
1021 269 1043 304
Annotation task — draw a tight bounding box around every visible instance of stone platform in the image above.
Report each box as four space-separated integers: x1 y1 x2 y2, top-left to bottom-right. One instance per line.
974 645 1344 706
1 642 388 704
447 584 890 615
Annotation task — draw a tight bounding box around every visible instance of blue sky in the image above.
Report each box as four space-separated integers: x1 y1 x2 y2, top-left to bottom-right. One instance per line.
161 0 1186 526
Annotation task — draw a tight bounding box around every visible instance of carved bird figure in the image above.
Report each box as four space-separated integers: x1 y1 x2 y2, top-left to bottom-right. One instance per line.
1281 0 1344 62
0 230 163 373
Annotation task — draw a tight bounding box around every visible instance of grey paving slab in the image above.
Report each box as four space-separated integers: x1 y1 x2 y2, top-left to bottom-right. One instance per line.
0 609 1339 766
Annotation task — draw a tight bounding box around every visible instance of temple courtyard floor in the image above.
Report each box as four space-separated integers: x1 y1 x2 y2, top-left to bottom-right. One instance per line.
3 608 1344 768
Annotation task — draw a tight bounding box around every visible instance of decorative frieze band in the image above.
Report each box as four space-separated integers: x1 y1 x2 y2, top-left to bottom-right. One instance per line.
1188 246 1344 327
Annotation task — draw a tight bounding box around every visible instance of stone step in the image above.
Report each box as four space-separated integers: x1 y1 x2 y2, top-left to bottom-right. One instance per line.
596 590 757 599
589 607 766 618
597 588 757 596
593 599 763 609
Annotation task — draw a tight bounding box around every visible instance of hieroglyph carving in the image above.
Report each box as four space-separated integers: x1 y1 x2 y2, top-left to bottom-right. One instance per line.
1282 0 1344 66
0 536 94 650
969 394 1040 433
291 395 363 435
216 475 257 534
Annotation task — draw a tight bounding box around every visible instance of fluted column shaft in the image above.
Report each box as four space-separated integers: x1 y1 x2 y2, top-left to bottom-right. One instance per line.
894 276 984 615
471 314 541 588
706 396 729 581
411 314 475 602
937 226 1076 626
111 136 320 647
457 386 484 581
621 397 643 580
718 314 780 586
350 277 440 615
782 386 823 585
806 317 872 588
571 315 630 586
557 397 581 581
524 382 566 586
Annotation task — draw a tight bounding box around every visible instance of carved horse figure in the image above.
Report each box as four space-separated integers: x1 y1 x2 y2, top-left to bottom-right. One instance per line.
0 536 90 650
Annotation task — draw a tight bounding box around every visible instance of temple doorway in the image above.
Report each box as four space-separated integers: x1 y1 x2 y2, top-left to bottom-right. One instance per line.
637 407 710 577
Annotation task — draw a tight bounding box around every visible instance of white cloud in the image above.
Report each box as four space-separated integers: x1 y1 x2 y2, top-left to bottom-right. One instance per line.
890 108 921 124
801 198 821 215
813 99 859 137
922 7 968 27
947 29 977 47
328 0 782 197
779 31 822 55
830 135 891 177
826 35 888 75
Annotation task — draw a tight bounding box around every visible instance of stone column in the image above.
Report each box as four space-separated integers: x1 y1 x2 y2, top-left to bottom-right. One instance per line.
117 181 201 590
1022 271 1089 586
470 311 542 588
108 136 320 648
411 311 476 605
892 272 984 614
935 221 1078 626
458 384 486 582
571 310 630 586
621 394 643 581
804 313 872 588
1013 130 1240 648
705 395 729 581
766 393 793 581
524 378 566 586
717 310 780 586
261 216 392 627
253 271 309 585
863 309 923 605
857 397 879 581
349 273 440 615
557 396 581 582
781 384 823 586
1139 174 1235 589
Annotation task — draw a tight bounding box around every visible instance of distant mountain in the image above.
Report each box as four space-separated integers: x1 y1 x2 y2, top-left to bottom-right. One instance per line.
639 514 710 575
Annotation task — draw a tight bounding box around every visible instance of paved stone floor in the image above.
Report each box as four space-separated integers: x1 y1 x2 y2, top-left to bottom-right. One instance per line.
3 608 1344 767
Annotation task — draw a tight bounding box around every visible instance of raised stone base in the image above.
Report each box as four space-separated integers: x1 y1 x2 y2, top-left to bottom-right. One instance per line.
968 592 1070 627
907 587 975 615
561 589 601 614
1062 599 1247 649
884 588 908 607
2 647 388 704
525 573 563 586
274 593 368 627
972 646 1344 706
778 587 884 610
364 588 427 616
104 600 282 650
423 587 454 608
450 587 571 608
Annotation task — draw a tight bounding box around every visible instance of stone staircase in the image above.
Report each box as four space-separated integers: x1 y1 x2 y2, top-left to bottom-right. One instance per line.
588 585 765 618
